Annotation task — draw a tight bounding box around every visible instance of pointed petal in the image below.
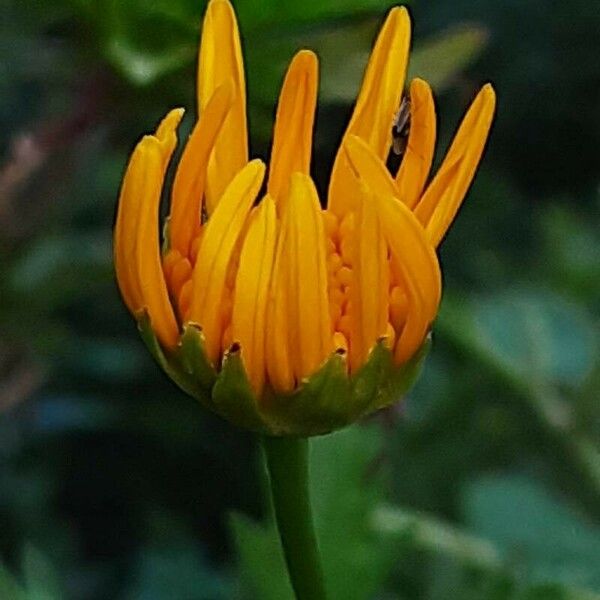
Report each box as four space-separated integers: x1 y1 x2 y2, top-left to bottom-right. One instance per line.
231 196 277 395
373 191 442 362
346 6 412 157
114 141 147 315
415 84 496 247
284 173 332 380
265 214 295 393
344 134 399 199
376 191 441 320
188 159 266 365
198 0 248 213
395 78 436 209
328 7 411 215
393 263 427 364
349 185 389 371
155 107 185 157
344 132 440 359
135 137 180 349
169 82 235 256
268 50 318 208
114 110 182 348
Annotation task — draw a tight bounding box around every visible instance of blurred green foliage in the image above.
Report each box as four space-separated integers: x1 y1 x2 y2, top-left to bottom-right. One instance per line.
1 0 599 598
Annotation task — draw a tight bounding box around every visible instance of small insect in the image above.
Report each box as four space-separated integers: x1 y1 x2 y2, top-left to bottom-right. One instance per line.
391 97 411 156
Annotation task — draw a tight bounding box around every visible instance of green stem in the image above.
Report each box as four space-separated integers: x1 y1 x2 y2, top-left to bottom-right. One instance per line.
262 436 327 600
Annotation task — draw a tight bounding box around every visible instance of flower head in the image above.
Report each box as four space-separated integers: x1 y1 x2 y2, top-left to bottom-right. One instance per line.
114 0 495 435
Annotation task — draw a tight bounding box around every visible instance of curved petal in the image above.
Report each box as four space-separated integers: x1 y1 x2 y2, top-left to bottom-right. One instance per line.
169 81 235 257
268 50 319 210
376 191 441 320
265 212 294 393
285 173 332 381
135 137 180 349
349 185 389 371
231 195 277 396
114 109 183 349
114 141 147 315
344 134 399 198
393 259 427 364
188 159 266 365
415 84 496 247
395 78 436 209
198 0 248 213
344 134 441 321
328 7 411 215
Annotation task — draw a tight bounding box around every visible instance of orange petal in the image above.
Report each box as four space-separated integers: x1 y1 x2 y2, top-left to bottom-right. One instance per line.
135 138 179 349
349 185 389 371
374 191 441 362
188 159 266 365
395 78 436 209
268 50 319 210
376 191 441 318
169 82 235 257
115 141 147 315
344 133 440 357
231 196 277 395
414 84 496 247
328 7 411 215
114 110 183 349
265 211 294 393
393 260 427 364
198 0 248 213
272 173 331 384
343 134 399 199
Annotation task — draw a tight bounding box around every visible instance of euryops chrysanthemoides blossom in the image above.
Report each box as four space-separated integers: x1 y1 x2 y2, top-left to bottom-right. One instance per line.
114 0 495 435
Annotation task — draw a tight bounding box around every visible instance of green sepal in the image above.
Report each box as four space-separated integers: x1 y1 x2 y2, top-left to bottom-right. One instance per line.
261 337 431 436
211 345 268 432
208 339 430 437
354 334 432 414
136 311 430 437
136 311 206 402
178 323 217 391
262 352 352 436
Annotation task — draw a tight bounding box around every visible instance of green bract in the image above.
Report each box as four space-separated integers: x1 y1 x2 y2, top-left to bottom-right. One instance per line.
137 311 430 437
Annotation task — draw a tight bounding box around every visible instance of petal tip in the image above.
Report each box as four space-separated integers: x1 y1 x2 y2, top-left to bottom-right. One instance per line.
481 83 497 106
248 158 267 177
294 49 319 69
410 77 430 95
388 5 412 31
208 0 233 13
390 5 410 19
161 107 185 126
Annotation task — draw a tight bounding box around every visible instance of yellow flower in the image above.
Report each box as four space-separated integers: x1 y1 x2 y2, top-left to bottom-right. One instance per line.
114 0 495 435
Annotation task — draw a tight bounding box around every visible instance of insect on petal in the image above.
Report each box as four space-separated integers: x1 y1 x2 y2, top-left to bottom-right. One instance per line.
328 6 411 216
395 78 437 209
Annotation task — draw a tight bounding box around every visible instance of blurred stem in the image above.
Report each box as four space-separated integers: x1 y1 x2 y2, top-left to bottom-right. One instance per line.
262 436 327 600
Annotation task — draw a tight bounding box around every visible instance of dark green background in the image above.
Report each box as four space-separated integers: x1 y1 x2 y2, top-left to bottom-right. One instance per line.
1 0 599 598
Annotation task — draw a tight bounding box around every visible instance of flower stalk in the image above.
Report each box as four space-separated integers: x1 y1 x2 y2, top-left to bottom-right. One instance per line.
263 436 327 600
